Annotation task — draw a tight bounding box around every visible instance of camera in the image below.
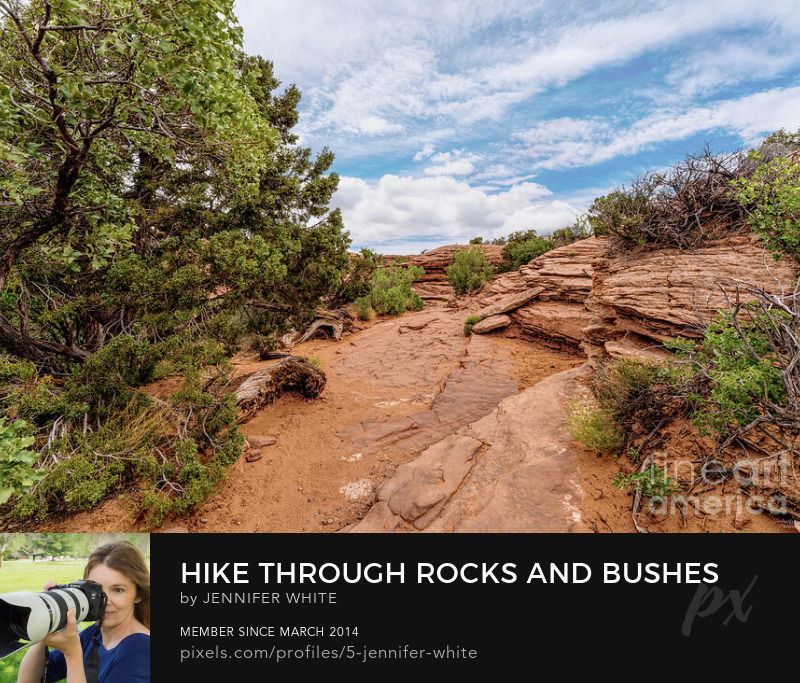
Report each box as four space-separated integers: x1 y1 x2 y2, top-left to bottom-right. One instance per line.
0 580 107 659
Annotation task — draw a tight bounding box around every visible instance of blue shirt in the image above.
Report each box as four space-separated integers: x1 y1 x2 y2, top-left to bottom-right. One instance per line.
45 623 150 683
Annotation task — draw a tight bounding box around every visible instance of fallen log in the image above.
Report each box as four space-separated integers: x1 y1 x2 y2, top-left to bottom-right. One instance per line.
234 356 326 421
297 309 354 344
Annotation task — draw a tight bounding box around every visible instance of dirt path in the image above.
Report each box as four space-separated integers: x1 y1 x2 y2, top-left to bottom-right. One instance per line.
181 303 583 532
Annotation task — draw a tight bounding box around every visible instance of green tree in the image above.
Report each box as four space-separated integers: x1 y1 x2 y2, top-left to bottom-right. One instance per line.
0 2 350 525
0 0 276 368
30 533 76 560
0 531 24 568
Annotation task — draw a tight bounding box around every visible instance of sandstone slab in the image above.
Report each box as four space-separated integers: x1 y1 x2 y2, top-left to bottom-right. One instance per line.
471 314 511 334
350 366 587 532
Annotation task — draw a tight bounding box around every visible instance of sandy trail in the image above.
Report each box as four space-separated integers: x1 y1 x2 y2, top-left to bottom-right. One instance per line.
183 303 583 532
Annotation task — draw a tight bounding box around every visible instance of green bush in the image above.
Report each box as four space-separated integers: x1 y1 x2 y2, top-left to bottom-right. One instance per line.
667 308 787 435
362 265 425 315
464 314 482 336
447 246 494 294
568 359 669 456
354 296 375 321
501 229 555 269
0 417 42 505
551 217 591 248
587 185 655 245
613 465 680 498
591 358 666 429
408 292 424 311
731 129 800 261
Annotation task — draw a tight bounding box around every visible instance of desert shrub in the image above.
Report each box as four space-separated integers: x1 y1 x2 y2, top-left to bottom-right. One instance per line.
567 400 625 454
469 236 484 244
354 296 375 321
731 128 800 262
667 301 790 436
591 359 667 430
407 293 424 311
552 217 591 248
588 147 748 249
447 247 494 294
464 314 482 337
612 466 680 498
568 359 671 455
364 265 425 315
3 357 244 525
501 229 555 269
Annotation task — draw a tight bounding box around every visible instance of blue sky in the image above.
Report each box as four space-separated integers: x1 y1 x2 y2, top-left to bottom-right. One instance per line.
234 0 800 253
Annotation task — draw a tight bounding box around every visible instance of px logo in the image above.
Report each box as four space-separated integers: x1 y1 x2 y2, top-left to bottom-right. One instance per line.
682 575 758 636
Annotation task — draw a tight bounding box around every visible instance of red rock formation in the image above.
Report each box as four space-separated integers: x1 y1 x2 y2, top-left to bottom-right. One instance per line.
476 237 606 351
587 235 797 345
472 234 797 358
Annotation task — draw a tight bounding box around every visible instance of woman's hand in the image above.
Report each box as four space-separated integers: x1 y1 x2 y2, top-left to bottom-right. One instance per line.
41 609 82 659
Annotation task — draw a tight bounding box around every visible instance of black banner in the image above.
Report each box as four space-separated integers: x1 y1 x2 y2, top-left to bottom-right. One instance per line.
151 533 798 675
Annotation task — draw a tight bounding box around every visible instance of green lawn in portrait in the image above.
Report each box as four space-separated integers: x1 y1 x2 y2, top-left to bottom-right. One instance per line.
0 559 89 683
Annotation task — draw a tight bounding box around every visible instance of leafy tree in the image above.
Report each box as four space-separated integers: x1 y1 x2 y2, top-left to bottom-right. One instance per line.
0 531 24 568
0 0 275 368
0 2 350 525
30 532 76 559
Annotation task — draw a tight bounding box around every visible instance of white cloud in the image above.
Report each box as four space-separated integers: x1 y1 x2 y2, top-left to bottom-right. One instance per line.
354 116 404 136
664 44 800 100
333 174 579 249
422 149 482 176
413 144 436 161
238 0 800 142
514 86 800 170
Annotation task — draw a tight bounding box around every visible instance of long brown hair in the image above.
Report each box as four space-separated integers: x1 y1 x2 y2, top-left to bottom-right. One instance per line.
84 541 150 628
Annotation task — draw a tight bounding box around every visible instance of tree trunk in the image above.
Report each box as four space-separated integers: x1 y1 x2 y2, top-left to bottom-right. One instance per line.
0 312 89 367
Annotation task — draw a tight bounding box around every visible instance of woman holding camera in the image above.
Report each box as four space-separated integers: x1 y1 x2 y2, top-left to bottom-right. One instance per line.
17 541 150 683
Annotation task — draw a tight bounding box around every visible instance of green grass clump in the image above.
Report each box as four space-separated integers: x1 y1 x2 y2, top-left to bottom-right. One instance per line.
463 314 482 336
567 399 625 454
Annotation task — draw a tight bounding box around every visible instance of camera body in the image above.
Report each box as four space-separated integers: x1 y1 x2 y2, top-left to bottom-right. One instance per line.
50 580 107 625
0 579 107 659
